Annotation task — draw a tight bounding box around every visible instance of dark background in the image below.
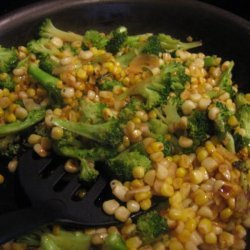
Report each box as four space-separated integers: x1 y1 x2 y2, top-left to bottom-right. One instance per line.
0 0 249 21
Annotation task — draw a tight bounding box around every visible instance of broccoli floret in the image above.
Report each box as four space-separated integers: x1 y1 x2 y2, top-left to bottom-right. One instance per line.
158 33 202 52
28 63 63 105
235 105 250 152
83 30 109 49
102 233 126 250
52 118 123 147
107 150 151 181
0 72 14 90
136 211 168 244
235 93 250 108
116 50 137 67
218 61 235 98
204 55 221 68
99 79 123 91
186 110 211 151
148 118 168 136
39 19 83 42
0 45 18 73
163 61 190 95
163 140 174 156
155 96 182 129
233 160 250 173
0 135 20 158
106 26 128 54
142 35 163 55
41 230 91 250
118 97 143 121
0 108 45 137
79 98 107 124
119 63 184 110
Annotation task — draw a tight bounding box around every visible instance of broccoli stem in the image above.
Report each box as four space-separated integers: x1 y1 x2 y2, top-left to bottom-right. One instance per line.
28 63 63 105
0 109 45 137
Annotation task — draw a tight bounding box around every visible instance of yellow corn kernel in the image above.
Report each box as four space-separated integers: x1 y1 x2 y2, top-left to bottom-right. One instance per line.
130 179 144 188
77 69 87 80
211 151 224 163
8 104 18 113
148 110 157 119
198 218 212 234
9 93 18 102
27 88 36 97
178 229 191 243
228 115 238 127
173 155 180 163
172 178 183 190
190 169 204 184
140 198 152 210
161 182 174 197
205 141 216 153
169 192 182 208
5 112 16 123
194 189 209 206
126 236 142 249
0 107 4 117
176 168 188 178
197 149 208 162
185 218 197 232
132 117 141 124
2 88 10 96
205 232 217 244
220 207 233 221
169 239 184 250
56 80 63 89
166 156 173 162
0 174 4 184
134 191 151 202
132 166 145 179
151 142 164 152
51 126 64 140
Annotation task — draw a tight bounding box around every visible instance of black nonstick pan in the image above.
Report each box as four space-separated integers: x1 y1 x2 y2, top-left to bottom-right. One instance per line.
0 0 250 248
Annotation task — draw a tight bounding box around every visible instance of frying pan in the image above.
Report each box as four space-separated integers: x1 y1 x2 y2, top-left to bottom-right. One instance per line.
0 0 250 247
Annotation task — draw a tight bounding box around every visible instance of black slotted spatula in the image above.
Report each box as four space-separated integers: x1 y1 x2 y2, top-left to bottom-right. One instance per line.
0 150 118 244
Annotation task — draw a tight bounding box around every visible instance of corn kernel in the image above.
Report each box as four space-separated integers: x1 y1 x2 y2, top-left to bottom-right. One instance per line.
126 236 142 249
194 189 209 206
211 151 224 163
51 127 64 140
185 218 197 232
161 182 174 197
132 166 145 179
198 218 212 234
134 191 151 202
130 179 144 188
190 169 204 184
176 167 188 178
205 141 216 153
0 174 4 184
197 149 208 162
0 108 4 117
27 88 36 97
178 229 191 243
132 117 141 124
220 207 233 221
169 239 184 250
140 198 152 210
228 115 238 127
205 232 217 244
5 112 16 123
151 142 164 152
169 192 182 208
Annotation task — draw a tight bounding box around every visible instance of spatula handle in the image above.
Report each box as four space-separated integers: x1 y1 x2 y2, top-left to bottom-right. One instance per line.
0 205 59 244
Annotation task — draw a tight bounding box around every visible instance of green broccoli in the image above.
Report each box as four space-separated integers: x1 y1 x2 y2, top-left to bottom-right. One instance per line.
204 55 221 68
106 26 128 54
39 19 83 42
27 38 61 73
107 149 151 181
83 30 109 49
79 98 107 124
116 50 138 67
158 33 202 52
155 96 182 129
185 110 211 151
0 108 45 137
234 105 250 153
148 118 168 137
0 45 18 73
119 63 185 110
102 233 126 250
136 210 168 244
118 97 143 121
163 140 174 156
99 79 123 91
233 160 250 173
41 230 91 250
0 135 20 158
235 93 250 108
0 72 14 90
142 35 163 55
52 118 123 146
28 63 63 105
217 61 235 98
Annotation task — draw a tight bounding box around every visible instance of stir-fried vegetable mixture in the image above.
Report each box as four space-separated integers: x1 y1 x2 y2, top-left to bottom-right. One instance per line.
0 19 250 250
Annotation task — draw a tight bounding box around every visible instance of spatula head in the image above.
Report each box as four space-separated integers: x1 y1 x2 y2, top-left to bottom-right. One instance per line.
18 150 118 226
